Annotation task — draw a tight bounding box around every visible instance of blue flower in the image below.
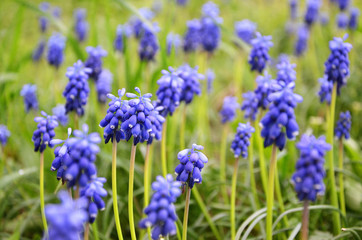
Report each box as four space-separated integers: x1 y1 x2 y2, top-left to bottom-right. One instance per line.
120 87 155 145
96 69 113 103
318 76 333 104
254 71 274 110
231 122 255 158
337 0 350 11
201 2 222 22
138 23 159 62
52 104 69 126
80 177 107 223
147 104 165 144
220 96 239 124
44 191 88 240
324 35 352 94
234 20 257 44
175 144 208 189
74 9 89 42
156 67 184 117
178 64 204 104
295 25 309 56
276 60 296 84
241 91 259 121
32 39 46 62
39 2 49 33
167 32 182 55
0 125 10 146
176 0 188 6
52 7 61 18
349 8 359 30
114 24 132 53
335 111 351 140
200 17 221 53
206 69 215 94
289 0 298 20
63 60 92 116
85 46 107 81
337 13 348 29
99 89 129 143
291 134 331 201
319 12 329 25
20 84 38 112
47 33 66 68
32 111 59 153
183 19 202 53
248 32 273 73
129 8 154 39
304 0 321 26
260 82 303 150
139 174 181 240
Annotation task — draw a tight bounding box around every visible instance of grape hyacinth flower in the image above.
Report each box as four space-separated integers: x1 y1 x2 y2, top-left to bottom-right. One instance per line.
206 69 215 93
129 8 154 39
349 7 360 30
335 111 351 140
44 191 88 240
178 64 204 104
0 125 10 147
47 33 66 68
289 0 298 20
248 32 273 73
147 105 165 144
63 60 92 116
337 13 348 29
318 76 333 104
52 104 69 126
167 32 182 55
200 2 222 53
295 25 310 56
241 91 259 121
337 0 350 11
114 24 132 53
80 177 107 223
324 35 352 94
183 19 202 53
39 2 49 33
156 67 184 117
52 6 61 18
139 174 181 240
276 60 297 84
254 71 274 110
138 24 159 62
220 96 239 124
74 8 89 42
260 82 303 150
175 143 208 189
20 84 38 112
319 12 329 26
32 39 46 62
234 20 257 44
231 122 255 158
32 111 58 153
304 0 321 26
96 69 113 104
291 134 330 201
85 46 107 81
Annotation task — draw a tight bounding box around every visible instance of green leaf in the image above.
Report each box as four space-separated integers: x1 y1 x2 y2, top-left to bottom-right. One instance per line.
288 223 301 240
0 167 37 189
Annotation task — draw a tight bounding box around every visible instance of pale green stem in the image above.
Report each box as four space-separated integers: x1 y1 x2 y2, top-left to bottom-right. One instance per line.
129 143 137 240
338 139 346 218
327 83 341 234
220 125 229 204
249 129 260 210
274 166 288 227
40 152 48 233
161 119 168 177
301 200 309 240
93 220 99 240
266 144 277 240
112 137 124 240
182 186 191 240
231 157 239 240
143 144 153 240
256 112 268 194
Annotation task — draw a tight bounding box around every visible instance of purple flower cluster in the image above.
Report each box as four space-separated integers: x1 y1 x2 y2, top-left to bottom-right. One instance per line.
167 32 182 55
129 8 154 39
114 24 132 53
39 2 50 33
200 2 222 53
52 104 69 126
183 19 202 53
304 0 321 26
178 64 204 104
337 13 349 29
175 144 208 189
20 84 38 112
318 76 333 104
248 32 273 73
295 25 309 56
74 8 89 42
349 8 359 30
231 122 255 158
32 39 46 62
335 111 351 140
85 46 107 81
139 24 159 62
139 174 181 240
254 71 274 110
32 111 58 153
0 125 10 146
276 60 296 84
220 96 239 124
291 134 330 201
47 33 66 68
241 91 259 121
234 20 257 44
96 69 113 103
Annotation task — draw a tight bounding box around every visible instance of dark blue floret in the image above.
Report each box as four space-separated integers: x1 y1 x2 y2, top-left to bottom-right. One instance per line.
129 8 154 39
349 8 359 30
0 125 10 146
220 96 239 124
52 105 69 126
32 111 58 153
47 33 66 68
85 46 107 81
138 23 159 62
337 13 348 29
20 84 38 112
318 76 333 104
234 20 257 44
167 33 181 55
295 25 309 56
254 71 274 110
96 69 113 103
74 9 89 42
335 111 351 140
241 91 259 121
248 32 273 73
178 64 204 104
39 2 49 33
200 17 221 53
231 122 255 158
276 60 296 84
175 144 208 189
291 134 330 201
147 104 165 144
289 0 298 20
32 39 46 62
183 19 202 53
304 0 321 26
337 0 350 11
139 174 181 240
114 24 132 53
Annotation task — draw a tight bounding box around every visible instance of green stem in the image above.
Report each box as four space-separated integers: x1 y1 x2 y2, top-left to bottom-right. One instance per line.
220 125 229 204
249 129 260 210
266 144 277 240
327 83 341 234
338 139 346 218
182 186 191 240
143 144 153 240
93 220 99 240
180 105 186 150
256 112 268 194
161 119 168 177
129 144 137 240
40 152 48 233
231 158 239 240
301 200 309 240
274 166 288 227
112 137 124 240
74 113 79 130
192 188 222 240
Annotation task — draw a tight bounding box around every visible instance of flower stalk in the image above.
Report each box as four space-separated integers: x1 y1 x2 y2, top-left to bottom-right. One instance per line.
129 143 137 240
161 119 168 177
143 144 153 240
182 186 191 240
40 152 48 233
230 157 239 240
256 112 267 194
220 125 229 204
266 144 277 240
338 139 346 217
301 200 309 240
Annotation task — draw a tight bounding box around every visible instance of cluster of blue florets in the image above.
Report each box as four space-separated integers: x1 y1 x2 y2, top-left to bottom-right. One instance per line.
241 91 259 121
231 122 255 158
220 96 239 124
318 76 333 104
178 64 204 104
47 33 66 68
138 24 160 62
85 46 107 81
96 69 113 103
234 20 257 44
114 24 132 53
0 125 10 146
304 0 321 26
20 84 38 112
74 8 89 42
183 19 202 53
335 111 351 140
32 111 59 153
248 32 273 73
